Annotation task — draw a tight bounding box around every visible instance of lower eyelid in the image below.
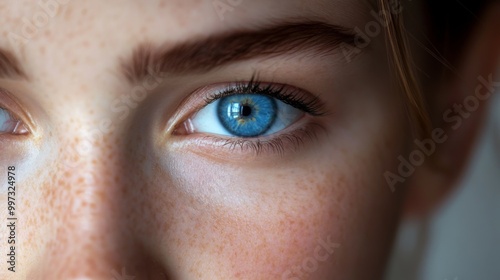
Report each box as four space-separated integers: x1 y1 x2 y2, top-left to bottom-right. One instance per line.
169 119 327 160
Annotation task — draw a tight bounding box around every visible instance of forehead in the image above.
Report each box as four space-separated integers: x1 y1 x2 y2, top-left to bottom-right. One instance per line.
0 0 371 88
0 0 369 44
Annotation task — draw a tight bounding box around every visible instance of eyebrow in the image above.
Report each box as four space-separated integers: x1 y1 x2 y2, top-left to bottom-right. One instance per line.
0 48 27 80
121 20 360 84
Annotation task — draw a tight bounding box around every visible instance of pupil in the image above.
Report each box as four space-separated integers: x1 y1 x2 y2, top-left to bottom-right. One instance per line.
217 94 277 138
240 105 252 117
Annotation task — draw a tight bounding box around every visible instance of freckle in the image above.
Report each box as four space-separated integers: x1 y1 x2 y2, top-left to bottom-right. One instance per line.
81 8 88 15
43 30 52 38
64 8 73 20
39 46 46 55
80 84 88 91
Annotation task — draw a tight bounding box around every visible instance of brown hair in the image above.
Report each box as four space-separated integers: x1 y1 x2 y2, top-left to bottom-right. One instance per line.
378 0 492 136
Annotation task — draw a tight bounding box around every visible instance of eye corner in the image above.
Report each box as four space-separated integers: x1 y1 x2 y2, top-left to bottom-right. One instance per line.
0 106 34 137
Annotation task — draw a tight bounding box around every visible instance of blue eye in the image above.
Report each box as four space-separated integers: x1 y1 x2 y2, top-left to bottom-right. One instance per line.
218 94 277 137
189 93 304 138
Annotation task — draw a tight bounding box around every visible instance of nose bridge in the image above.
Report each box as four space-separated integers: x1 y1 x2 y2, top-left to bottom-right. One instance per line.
27 87 177 278
62 122 123 223
34 127 137 279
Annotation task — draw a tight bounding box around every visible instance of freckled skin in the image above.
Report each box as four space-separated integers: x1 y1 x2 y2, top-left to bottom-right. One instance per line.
0 0 414 279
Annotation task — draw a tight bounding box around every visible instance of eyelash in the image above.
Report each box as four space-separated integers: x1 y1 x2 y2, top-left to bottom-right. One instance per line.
195 122 327 156
177 75 329 156
203 76 326 117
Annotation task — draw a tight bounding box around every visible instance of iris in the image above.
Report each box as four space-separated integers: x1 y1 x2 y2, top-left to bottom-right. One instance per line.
217 94 277 137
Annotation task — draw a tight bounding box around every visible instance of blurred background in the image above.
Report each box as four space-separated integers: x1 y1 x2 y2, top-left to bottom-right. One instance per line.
386 79 500 280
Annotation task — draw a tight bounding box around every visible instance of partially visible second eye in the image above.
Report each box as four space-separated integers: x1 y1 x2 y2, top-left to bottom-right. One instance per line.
186 93 304 138
0 108 29 135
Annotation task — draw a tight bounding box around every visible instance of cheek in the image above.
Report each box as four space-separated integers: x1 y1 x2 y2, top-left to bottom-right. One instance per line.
15 136 123 275
10 87 408 279
146 154 346 278
141 123 406 279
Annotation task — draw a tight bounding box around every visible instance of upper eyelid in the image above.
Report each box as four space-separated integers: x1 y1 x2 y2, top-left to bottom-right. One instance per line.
164 81 265 134
202 80 328 116
177 74 327 106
